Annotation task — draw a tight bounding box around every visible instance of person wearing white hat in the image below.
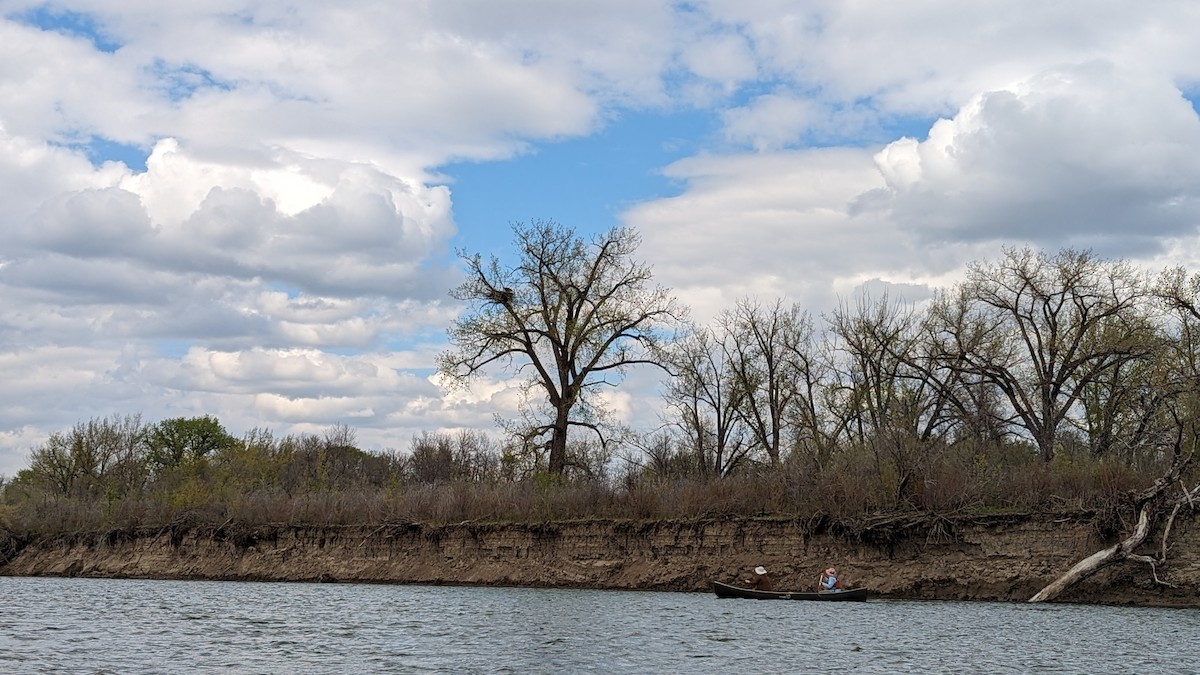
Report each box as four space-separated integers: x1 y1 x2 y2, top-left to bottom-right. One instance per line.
744 565 772 591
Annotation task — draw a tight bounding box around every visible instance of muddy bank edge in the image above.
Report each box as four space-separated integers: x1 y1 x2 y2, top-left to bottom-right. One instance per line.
2 514 1197 607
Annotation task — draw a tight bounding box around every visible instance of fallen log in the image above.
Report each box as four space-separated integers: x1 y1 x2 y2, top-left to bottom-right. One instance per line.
1029 454 1196 603
1028 505 1152 603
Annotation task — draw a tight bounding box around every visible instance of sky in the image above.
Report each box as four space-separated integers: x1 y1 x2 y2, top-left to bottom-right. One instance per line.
2 1 1200 477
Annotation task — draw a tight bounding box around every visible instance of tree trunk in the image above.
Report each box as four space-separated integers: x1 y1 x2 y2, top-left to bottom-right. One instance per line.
547 407 570 475
1028 455 1190 602
1035 422 1056 463
1028 505 1153 602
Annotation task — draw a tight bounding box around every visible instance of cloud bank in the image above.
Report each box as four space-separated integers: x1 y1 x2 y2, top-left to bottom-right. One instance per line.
1 1 1199 475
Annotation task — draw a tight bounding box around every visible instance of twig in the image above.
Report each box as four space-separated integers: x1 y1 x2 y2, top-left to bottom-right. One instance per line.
1128 554 1178 588
1161 501 1183 562
357 523 392 548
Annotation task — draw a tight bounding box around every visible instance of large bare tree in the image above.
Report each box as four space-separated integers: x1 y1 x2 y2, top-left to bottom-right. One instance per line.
928 248 1154 462
438 221 685 475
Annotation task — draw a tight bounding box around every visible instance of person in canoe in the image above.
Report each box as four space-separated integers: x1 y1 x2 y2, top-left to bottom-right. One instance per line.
818 565 843 592
744 565 772 591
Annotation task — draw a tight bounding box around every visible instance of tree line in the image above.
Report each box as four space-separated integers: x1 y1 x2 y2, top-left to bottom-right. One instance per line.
655 248 1200 478
441 222 1199 484
3 223 1200 536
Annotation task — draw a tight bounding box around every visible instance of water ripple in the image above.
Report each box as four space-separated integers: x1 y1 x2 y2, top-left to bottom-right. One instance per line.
1 577 1197 673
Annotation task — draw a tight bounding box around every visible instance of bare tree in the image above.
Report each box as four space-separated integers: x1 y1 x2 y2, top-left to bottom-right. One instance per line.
438 220 685 475
26 414 147 498
783 315 837 465
917 291 1019 445
662 326 752 477
928 248 1154 462
1073 342 1181 464
1154 266 1200 421
723 298 818 465
827 294 952 444
406 430 501 483
824 294 960 506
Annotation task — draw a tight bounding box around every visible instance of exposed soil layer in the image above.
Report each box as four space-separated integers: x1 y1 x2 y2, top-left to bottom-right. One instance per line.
2 513 1197 607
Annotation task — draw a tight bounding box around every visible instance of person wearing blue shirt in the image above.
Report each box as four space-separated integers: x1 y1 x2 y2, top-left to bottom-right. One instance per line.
819 566 843 592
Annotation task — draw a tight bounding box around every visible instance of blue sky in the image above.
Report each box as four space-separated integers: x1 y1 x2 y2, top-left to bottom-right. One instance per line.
2 1 1200 476
440 108 712 256
440 105 945 258
12 4 121 51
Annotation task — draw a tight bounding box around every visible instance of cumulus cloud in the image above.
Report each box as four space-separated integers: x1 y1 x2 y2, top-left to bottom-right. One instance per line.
861 62 1200 255
4 2 1200 478
631 62 1200 323
0 123 129 226
629 147 916 319
0 132 463 474
22 187 151 256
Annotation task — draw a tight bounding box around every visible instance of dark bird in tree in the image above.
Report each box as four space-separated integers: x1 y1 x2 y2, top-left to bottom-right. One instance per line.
438 219 685 475
487 287 515 305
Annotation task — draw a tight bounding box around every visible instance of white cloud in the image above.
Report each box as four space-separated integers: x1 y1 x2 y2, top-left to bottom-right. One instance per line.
629 146 913 319
22 187 151 256
679 31 757 90
253 393 376 423
122 139 274 228
631 62 1200 322
722 94 818 150
4 2 1200 479
0 124 129 227
703 1 1200 115
862 62 1200 254
0 20 153 144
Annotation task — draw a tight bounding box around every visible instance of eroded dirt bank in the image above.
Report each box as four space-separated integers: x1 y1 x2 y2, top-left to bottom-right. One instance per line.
2 513 1197 606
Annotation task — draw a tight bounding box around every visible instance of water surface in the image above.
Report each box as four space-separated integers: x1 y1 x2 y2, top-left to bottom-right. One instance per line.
1 577 1196 673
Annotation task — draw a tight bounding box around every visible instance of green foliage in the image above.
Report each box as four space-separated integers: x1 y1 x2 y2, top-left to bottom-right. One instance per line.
145 415 237 470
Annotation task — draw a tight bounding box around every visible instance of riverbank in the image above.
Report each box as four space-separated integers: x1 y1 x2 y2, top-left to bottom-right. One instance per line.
2 513 1197 607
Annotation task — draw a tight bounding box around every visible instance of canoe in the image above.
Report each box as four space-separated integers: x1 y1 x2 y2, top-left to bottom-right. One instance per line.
712 580 869 601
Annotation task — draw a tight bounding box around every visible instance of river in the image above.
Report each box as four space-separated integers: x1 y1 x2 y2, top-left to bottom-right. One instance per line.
1 577 1196 673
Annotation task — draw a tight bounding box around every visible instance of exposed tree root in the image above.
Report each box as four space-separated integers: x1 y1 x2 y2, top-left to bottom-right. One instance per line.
0 526 26 568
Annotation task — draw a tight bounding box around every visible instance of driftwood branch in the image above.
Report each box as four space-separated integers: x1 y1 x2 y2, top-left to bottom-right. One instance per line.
1028 506 1153 603
1160 501 1183 562
1028 453 1193 603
